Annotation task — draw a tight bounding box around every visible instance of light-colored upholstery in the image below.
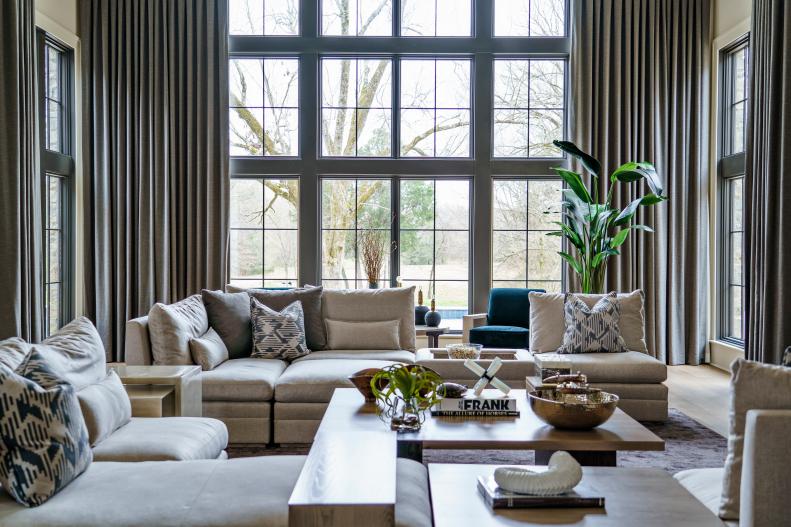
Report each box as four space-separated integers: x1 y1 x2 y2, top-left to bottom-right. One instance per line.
275 359 400 403
674 468 725 516
294 349 416 362
203 401 272 444
92 417 228 462
325 319 401 350
322 287 416 351
189 327 229 371
124 316 152 365
77 371 132 446
395 458 432 527
35 317 108 390
0 337 31 370
201 358 287 401
148 295 209 365
537 351 666 383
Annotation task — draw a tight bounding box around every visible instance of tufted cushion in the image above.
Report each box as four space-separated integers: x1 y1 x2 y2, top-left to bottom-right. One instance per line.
77 371 132 447
0 349 92 506
148 295 208 365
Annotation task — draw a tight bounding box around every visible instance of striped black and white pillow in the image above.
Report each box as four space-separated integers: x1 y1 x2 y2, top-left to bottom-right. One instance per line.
558 292 627 354
0 349 93 506
250 297 310 360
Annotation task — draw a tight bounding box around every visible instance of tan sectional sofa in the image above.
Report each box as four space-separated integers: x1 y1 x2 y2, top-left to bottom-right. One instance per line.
125 287 419 444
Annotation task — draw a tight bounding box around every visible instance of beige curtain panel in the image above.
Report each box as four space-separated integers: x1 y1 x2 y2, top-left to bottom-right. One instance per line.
80 0 230 360
570 0 711 365
745 0 791 364
0 0 44 342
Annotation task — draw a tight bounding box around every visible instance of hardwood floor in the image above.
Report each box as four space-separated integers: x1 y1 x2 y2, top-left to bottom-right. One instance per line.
666 365 731 437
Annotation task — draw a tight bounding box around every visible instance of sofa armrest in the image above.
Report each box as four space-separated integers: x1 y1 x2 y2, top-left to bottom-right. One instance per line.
462 313 488 342
124 316 153 365
740 409 791 527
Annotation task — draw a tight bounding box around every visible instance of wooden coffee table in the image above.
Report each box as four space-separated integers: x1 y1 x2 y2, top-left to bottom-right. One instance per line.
321 389 664 466
429 463 723 527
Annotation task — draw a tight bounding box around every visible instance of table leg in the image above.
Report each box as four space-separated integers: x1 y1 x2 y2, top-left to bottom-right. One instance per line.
427 334 438 348
535 450 617 467
397 441 423 463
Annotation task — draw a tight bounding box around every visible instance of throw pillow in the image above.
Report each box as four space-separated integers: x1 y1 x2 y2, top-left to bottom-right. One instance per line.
34 317 108 390
189 327 229 370
0 349 92 506
529 290 647 353
77 370 132 446
201 289 253 359
557 293 627 354
247 286 326 351
148 295 209 365
250 297 309 360
0 337 30 370
324 319 401 350
719 359 791 520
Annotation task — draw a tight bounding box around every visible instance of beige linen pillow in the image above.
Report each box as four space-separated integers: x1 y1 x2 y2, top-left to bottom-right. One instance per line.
325 319 401 350
148 295 208 365
719 359 791 520
0 337 31 370
529 290 647 353
77 370 132 446
189 327 229 370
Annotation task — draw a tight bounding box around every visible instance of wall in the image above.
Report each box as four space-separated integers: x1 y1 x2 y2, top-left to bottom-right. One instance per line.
35 0 84 319
708 0 751 371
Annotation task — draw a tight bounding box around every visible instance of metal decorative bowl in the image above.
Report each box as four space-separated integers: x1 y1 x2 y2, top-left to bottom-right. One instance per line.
528 388 619 429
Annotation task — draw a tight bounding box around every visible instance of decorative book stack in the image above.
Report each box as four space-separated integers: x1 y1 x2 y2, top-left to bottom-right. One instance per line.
432 394 519 417
477 475 605 509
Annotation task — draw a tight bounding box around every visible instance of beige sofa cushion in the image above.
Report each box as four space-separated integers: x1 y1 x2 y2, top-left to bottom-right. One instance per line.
190 328 229 371
92 417 228 462
0 337 30 370
720 359 791 520
395 458 432 527
77 371 132 446
322 287 416 351
529 290 647 353
295 350 415 363
0 456 305 526
201 358 287 401
276 359 400 402
325 319 401 350
35 317 107 389
533 351 666 383
148 295 208 365
675 468 725 517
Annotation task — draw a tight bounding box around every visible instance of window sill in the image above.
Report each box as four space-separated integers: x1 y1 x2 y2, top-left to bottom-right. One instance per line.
708 339 744 371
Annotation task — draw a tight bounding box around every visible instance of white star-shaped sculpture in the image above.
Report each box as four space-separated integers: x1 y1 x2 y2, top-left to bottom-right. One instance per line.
464 357 512 397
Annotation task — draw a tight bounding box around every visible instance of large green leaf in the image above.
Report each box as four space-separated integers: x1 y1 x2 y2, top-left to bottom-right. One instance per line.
613 197 643 226
592 248 619 268
551 221 584 249
611 161 664 196
640 193 668 206
553 140 602 177
611 228 631 248
553 168 592 204
559 251 583 275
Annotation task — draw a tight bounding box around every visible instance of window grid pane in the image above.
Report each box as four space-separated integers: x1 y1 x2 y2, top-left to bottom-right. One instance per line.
229 0 299 36
494 0 566 37
492 179 564 290
322 0 393 36
44 175 63 335
229 178 299 289
401 0 472 37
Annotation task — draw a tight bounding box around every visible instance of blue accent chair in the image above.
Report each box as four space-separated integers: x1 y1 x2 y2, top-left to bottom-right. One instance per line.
463 288 545 349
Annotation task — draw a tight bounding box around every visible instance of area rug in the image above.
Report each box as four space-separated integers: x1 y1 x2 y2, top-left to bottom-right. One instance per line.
227 409 727 474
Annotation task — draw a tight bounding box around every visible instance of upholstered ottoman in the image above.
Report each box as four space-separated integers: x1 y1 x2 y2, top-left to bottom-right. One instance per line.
414 348 535 389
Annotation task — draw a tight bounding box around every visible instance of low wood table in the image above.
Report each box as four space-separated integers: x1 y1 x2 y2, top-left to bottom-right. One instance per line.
415 325 449 347
321 389 664 466
429 463 723 527
111 364 202 417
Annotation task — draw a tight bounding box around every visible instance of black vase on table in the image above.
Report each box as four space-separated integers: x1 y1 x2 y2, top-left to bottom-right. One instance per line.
414 287 429 325
424 299 441 327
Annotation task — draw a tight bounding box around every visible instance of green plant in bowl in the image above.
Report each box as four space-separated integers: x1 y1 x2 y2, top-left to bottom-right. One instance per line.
370 364 444 432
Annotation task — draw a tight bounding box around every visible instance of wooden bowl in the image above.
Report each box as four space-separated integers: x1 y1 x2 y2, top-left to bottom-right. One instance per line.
348 368 384 402
528 388 619 429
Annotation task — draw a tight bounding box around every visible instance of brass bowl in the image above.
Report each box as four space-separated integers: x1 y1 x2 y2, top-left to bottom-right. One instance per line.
348 368 384 402
528 389 619 429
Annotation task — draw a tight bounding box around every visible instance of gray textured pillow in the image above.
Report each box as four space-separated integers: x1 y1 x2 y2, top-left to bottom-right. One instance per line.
248 286 325 351
35 317 108 390
148 295 208 365
325 319 401 350
189 328 229 371
0 337 30 370
250 298 309 360
201 289 252 359
77 370 132 446
557 293 627 354
0 349 92 506
720 359 791 520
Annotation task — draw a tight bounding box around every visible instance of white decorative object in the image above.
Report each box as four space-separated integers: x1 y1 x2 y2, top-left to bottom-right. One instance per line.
464 357 511 396
493 451 583 496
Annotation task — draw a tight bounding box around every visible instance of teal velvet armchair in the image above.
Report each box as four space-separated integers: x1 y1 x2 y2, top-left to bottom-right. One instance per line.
462 288 544 349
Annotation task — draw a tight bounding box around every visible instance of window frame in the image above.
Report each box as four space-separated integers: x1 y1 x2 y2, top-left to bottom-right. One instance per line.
228 0 570 315
717 35 749 346
37 30 76 337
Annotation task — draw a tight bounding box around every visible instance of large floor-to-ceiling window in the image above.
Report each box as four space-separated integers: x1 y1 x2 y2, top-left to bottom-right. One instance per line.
227 0 569 327
718 36 749 344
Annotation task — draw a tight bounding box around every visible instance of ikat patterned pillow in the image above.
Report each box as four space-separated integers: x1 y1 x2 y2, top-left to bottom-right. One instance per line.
0 349 93 507
250 297 310 360
557 292 627 354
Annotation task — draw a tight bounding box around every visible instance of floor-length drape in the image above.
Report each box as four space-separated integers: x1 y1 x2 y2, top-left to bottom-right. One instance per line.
80 0 229 360
745 0 791 365
570 0 711 365
0 0 44 342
